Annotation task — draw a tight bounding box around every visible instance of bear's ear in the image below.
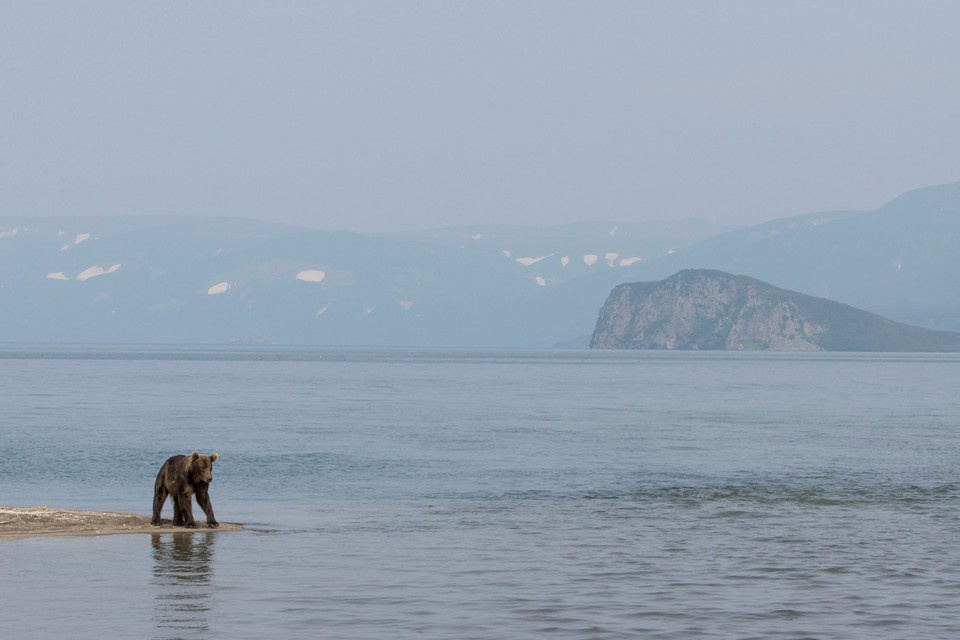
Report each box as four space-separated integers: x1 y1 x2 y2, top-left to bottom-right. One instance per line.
190 451 199 461
210 452 219 462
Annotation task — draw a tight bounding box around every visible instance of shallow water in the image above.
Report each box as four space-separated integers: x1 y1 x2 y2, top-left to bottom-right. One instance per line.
1 347 959 638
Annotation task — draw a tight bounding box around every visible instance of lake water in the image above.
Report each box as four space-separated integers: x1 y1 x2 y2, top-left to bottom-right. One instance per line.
1 346 958 639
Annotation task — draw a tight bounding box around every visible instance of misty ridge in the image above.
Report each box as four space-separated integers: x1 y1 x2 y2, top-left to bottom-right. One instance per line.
1 180 958 348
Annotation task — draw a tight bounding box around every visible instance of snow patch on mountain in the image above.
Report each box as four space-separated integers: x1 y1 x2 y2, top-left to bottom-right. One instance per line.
295 269 326 283
516 254 552 267
76 264 120 281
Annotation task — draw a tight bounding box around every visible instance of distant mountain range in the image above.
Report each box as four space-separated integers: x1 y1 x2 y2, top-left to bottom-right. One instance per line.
590 270 960 351
1 180 958 347
615 181 960 332
0 215 728 345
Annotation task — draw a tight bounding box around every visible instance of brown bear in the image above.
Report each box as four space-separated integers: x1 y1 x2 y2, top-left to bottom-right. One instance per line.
151 452 219 528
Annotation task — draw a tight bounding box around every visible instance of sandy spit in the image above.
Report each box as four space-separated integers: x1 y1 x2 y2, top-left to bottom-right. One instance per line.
0 506 243 540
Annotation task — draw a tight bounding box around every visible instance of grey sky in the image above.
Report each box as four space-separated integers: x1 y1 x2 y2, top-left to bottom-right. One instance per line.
2 1 959 232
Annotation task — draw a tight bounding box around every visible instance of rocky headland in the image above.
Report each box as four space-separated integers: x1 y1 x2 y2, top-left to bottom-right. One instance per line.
590 269 960 351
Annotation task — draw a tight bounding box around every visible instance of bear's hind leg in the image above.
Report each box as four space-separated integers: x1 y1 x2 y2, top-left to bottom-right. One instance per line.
172 495 184 526
177 494 197 528
151 487 168 526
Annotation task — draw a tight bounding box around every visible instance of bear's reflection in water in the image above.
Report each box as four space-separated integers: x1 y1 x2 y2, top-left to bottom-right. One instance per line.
151 532 216 638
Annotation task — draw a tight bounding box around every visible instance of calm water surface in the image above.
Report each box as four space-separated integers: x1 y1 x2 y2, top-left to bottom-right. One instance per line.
1 347 958 639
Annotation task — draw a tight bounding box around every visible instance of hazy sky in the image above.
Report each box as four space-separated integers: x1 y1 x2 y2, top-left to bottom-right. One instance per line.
2 1 959 232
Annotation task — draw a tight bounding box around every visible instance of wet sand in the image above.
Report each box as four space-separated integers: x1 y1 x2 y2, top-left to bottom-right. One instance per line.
0 507 242 540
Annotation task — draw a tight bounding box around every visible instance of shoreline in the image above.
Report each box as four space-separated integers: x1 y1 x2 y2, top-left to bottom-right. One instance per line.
0 506 243 540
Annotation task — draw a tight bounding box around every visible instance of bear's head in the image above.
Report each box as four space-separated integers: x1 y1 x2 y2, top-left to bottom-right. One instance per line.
189 451 219 483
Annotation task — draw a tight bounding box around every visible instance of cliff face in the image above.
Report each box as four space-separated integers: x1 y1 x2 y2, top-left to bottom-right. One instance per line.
590 270 960 351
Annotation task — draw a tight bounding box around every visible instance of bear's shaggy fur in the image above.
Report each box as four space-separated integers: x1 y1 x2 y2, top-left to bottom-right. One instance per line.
151 452 219 528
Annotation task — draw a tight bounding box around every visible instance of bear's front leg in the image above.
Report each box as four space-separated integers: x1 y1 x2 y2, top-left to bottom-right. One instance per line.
195 484 219 528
